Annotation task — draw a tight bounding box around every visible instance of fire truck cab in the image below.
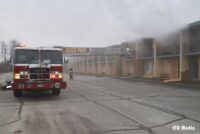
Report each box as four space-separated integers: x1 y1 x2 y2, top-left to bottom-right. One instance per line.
12 47 67 97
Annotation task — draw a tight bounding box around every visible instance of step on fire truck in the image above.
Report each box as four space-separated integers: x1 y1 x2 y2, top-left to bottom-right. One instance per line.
12 47 67 97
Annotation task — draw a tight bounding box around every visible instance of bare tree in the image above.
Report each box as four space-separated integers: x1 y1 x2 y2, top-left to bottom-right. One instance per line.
9 40 20 58
0 41 7 62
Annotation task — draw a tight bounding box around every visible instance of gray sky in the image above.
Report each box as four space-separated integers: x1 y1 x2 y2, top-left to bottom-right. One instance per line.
0 0 200 47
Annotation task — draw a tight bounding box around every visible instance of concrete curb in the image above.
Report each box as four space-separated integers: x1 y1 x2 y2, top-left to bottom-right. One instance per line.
74 74 200 90
118 77 200 90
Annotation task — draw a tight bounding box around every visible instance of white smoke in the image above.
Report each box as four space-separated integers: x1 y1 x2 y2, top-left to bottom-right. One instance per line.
0 0 200 47
106 0 200 39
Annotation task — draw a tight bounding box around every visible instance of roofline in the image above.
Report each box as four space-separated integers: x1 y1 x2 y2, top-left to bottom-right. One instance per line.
14 47 63 51
40 48 63 51
189 20 200 27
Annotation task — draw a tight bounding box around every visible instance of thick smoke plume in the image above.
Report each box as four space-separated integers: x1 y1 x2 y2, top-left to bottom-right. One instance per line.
107 0 200 40
0 0 199 47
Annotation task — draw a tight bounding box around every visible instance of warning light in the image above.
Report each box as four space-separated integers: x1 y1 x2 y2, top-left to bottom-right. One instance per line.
16 43 26 47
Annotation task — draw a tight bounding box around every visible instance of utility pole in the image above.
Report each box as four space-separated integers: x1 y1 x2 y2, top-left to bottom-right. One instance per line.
2 41 7 62
0 42 2 63
0 41 6 63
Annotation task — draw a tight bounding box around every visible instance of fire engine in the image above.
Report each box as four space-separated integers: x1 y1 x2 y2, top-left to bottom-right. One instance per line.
12 47 67 97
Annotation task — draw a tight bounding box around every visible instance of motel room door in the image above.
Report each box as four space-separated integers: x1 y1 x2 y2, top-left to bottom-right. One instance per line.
189 56 198 79
143 60 153 75
169 58 179 79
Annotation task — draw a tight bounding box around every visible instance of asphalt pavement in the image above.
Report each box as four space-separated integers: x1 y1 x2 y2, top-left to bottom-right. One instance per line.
0 73 200 134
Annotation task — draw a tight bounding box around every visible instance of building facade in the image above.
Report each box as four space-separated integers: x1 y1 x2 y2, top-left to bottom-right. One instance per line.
69 20 200 82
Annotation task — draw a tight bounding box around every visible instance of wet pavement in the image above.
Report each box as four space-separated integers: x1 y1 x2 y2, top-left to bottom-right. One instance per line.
0 73 200 134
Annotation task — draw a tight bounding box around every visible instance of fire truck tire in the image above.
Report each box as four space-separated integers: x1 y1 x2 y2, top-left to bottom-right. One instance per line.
52 88 60 96
13 90 23 97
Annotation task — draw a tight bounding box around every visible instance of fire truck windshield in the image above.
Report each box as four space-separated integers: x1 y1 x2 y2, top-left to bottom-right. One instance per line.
14 50 39 64
40 50 63 64
14 50 63 64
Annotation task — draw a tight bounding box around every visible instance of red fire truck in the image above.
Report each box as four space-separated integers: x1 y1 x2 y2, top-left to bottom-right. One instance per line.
12 47 67 97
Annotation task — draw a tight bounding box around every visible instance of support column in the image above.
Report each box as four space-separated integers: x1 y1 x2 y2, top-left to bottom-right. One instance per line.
98 56 100 75
180 32 183 80
154 41 162 78
135 43 142 77
73 58 76 72
153 40 156 78
81 57 84 73
116 55 122 77
92 56 94 74
78 58 81 73
105 56 108 75
86 56 89 74
180 29 190 81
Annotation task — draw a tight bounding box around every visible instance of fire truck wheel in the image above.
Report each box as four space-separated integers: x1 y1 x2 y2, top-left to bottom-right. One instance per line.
52 88 60 96
13 90 23 97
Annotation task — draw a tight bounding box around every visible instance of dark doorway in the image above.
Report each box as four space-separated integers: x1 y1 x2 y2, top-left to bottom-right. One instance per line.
169 58 180 79
189 56 198 79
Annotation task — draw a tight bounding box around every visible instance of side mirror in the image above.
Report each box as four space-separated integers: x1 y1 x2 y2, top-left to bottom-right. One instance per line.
66 59 69 64
64 58 68 64
63 57 68 64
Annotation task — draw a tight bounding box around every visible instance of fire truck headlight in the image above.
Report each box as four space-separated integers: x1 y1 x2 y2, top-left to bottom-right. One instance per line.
58 73 63 79
50 74 56 79
50 72 63 79
14 74 20 79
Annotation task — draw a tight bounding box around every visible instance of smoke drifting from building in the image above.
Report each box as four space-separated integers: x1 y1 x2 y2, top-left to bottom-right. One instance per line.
0 0 199 47
107 0 200 40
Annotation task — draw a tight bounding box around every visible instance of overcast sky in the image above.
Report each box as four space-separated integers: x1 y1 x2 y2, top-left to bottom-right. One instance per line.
0 0 200 47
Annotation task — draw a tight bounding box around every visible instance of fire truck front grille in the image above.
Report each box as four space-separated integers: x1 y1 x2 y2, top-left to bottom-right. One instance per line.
30 74 50 80
29 68 50 80
30 68 50 73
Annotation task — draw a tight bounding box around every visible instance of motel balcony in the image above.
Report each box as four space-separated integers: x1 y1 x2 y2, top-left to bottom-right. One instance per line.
157 44 180 58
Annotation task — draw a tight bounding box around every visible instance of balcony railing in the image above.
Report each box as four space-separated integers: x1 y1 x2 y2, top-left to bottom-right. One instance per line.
189 39 200 52
157 44 179 56
138 49 153 58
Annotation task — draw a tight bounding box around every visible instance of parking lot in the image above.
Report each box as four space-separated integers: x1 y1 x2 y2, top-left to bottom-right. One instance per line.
0 73 200 134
